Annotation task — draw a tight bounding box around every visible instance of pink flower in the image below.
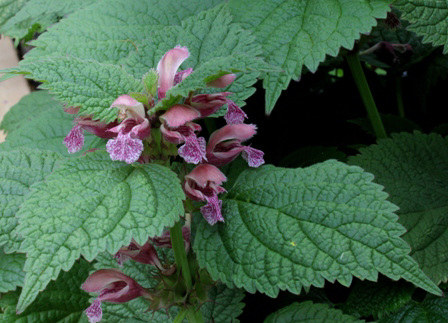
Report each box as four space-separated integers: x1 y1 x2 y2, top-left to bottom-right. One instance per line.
157 46 190 99
184 164 227 225
206 124 264 167
82 269 150 323
106 95 151 164
207 74 236 88
160 105 206 164
189 92 231 118
224 99 247 125
114 240 163 269
150 215 191 252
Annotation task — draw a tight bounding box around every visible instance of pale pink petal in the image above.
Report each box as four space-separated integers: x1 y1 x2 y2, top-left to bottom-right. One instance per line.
110 95 145 120
184 164 227 188
200 194 224 225
85 299 102 323
207 74 236 88
242 146 265 167
178 135 207 164
174 68 193 85
160 105 200 128
106 132 143 164
224 100 247 124
157 46 190 99
64 125 84 153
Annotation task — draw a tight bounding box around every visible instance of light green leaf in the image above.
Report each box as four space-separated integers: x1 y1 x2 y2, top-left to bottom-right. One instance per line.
0 148 62 252
1 259 92 323
0 251 26 293
9 58 143 122
228 0 391 114
0 0 96 41
378 295 448 323
201 284 245 323
194 160 441 298
14 151 185 313
349 132 448 284
0 0 29 28
265 301 363 323
394 0 448 54
0 94 104 157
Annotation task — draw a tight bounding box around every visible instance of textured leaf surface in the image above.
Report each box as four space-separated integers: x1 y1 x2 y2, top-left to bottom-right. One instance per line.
0 149 62 252
265 301 363 323
194 160 441 298
341 278 414 319
0 251 26 293
0 0 29 28
1 259 92 323
14 151 185 313
228 0 391 114
201 284 245 323
378 295 448 323
13 58 143 122
0 95 103 157
0 0 96 41
349 132 448 284
394 0 448 54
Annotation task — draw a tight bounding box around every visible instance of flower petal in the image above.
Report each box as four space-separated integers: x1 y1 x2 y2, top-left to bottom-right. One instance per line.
174 67 193 85
106 132 143 164
157 46 190 99
242 146 265 167
224 100 247 124
85 299 102 323
110 94 145 120
160 104 200 128
207 74 236 88
200 194 224 225
64 125 84 153
178 135 207 164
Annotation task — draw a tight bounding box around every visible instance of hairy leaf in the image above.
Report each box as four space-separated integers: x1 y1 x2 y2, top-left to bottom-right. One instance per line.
1 259 92 323
228 0 391 114
194 160 441 298
201 284 245 322
14 151 185 312
0 251 26 293
349 132 448 284
0 0 29 28
394 0 448 54
0 149 62 252
265 301 363 323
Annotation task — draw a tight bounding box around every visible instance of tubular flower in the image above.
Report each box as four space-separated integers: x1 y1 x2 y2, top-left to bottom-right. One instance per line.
82 269 150 323
189 92 231 118
106 95 151 164
160 105 206 164
114 240 163 269
207 73 236 88
206 124 265 167
157 46 190 99
184 164 227 225
224 99 248 125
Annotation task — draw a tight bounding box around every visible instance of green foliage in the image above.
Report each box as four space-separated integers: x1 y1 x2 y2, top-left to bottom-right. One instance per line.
13 151 185 313
264 301 363 323
341 279 414 319
201 284 245 322
394 0 448 54
194 161 441 298
0 148 62 252
0 0 96 42
0 0 29 29
0 91 103 156
349 132 448 284
0 251 26 293
228 0 391 114
0 259 92 323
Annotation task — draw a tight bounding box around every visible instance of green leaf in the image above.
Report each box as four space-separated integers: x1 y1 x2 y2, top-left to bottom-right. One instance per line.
378 294 448 323
0 95 104 157
264 301 363 323
0 0 29 29
394 0 448 54
0 251 26 293
9 58 144 122
0 148 62 252
1 259 92 323
0 0 96 41
341 278 414 319
14 151 185 313
349 132 448 284
201 284 245 323
228 0 391 114
194 160 441 298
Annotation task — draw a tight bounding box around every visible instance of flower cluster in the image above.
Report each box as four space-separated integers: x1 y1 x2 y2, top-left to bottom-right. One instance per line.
63 46 264 224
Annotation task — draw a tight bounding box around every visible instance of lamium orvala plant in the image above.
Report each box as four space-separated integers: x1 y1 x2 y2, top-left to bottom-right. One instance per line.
1 0 448 322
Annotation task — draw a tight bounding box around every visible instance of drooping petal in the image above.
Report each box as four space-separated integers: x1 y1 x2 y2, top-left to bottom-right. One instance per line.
110 94 145 121
224 100 248 124
64 124 84 153
85 299 102 323
178 135 207 164
207 74 236 88
190 92 231 118
185 164 227 188
242 146 265 167
200 194 224 225
174 67 193 85
160 104 200 128
157 46 190 99
76 117 118 139
106 132 143 164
